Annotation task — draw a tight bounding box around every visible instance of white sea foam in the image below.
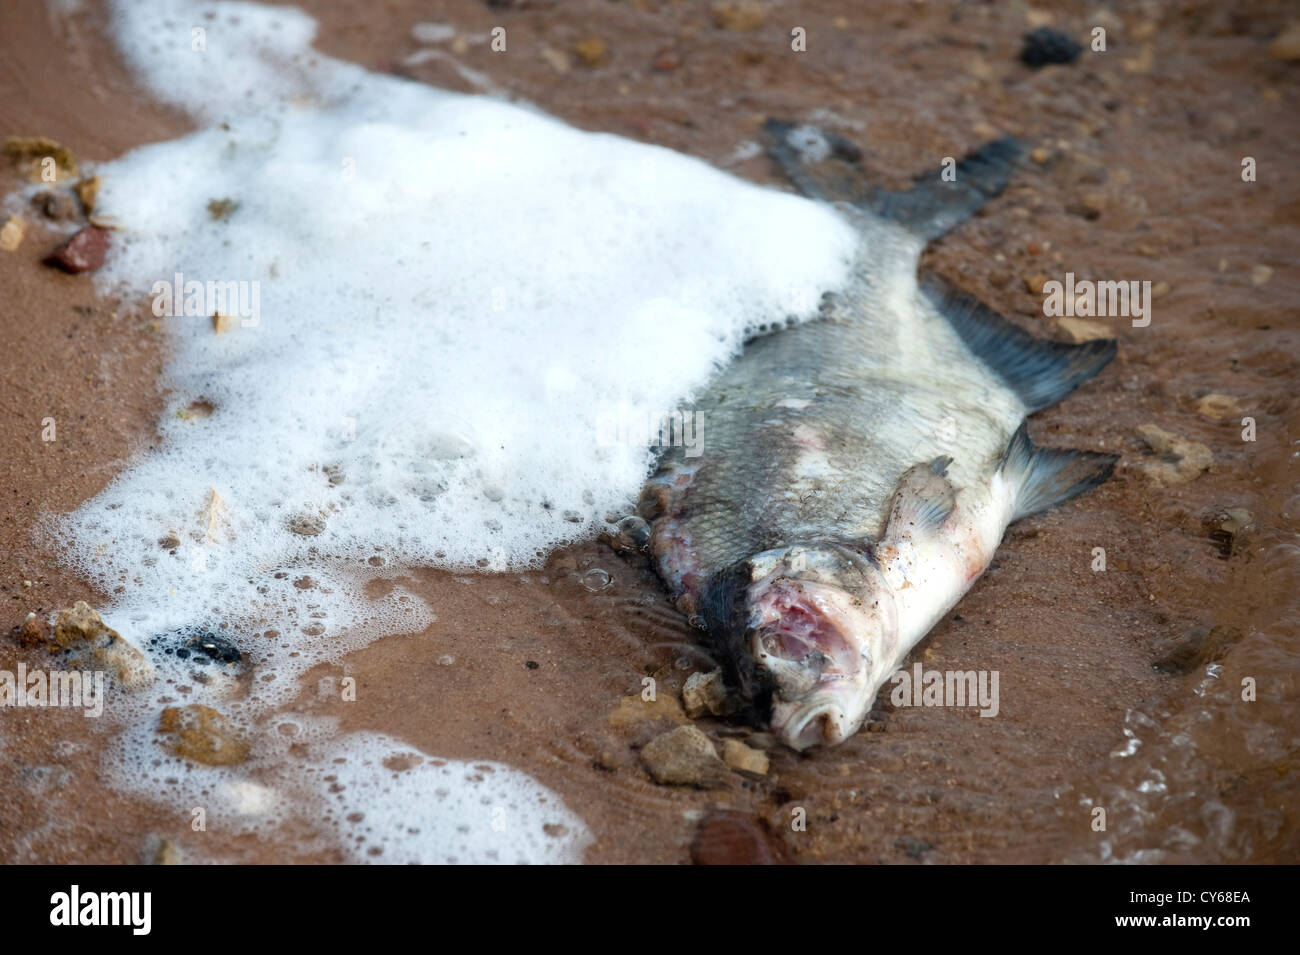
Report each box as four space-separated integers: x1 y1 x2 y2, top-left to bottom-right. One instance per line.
107 714 589 863
39 0 859 861
59 0 855 630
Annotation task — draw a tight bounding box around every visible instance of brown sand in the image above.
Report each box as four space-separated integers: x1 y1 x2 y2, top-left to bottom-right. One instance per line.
1 0 1297 863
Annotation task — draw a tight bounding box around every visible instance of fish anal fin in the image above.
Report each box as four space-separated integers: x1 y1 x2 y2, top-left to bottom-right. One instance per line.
999 423 1118 523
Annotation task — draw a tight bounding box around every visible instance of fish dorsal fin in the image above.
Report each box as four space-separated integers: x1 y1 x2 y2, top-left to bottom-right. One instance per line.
998 423 1119 523
884 457 957 540
920 271 1117 413
762 120 1021 240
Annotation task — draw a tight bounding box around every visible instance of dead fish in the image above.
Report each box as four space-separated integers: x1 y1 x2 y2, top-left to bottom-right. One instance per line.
639 122 1117 750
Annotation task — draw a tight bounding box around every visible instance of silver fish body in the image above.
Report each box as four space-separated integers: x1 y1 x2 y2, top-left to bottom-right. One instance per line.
639 125 1117 749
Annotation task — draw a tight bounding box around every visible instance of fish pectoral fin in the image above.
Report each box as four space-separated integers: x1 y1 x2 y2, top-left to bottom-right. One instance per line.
883 458 958 541
999 422 1119 523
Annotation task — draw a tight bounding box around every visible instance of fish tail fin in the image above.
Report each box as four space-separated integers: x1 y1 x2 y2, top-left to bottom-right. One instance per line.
920 272 1117 412
998 422 1118 523
864 137 1022 240
761 119 868 204
761 120 1021 240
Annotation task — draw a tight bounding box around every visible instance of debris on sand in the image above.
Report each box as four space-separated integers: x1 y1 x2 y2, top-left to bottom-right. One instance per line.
721 738 769 775
149 836 183 865
0 215 25 252
1122 45 1155 74
691 810 788 864
1020 28 1082 68
44 225 109 273
15 612 46 647
3 135 78 181
287 512 326 536
49 601 152 688
149 627 243 665
640 725 728 787
573 36 608 68
651 46 681 73
1056 317 1114 343
201 485 229 542
711 1 767 31
75 176 101 214
608 691 687 728
1202 507 1253 559
206 197 239 221
177 399 215 421
1195 393 1242 420
34 190 78 221
1136 424 1212 486
539 46 570 74
1268 23 1300 61
157 704 251 766
682 668 729 718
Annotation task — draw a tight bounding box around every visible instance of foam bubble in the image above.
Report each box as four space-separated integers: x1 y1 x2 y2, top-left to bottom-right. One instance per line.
105 714 588 863
58 0 855 635
37 0 859 860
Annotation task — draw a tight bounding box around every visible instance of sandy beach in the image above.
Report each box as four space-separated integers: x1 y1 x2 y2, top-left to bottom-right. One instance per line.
1 0 1297 864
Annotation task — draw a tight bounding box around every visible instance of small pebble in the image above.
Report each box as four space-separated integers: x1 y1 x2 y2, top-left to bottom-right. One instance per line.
682 668 729 718
711 1 767 31
1020 27 1082 67
640 725 728 787
0 215 24 251
1056 317 1114 343
573 36 608 68
1194 393 1241 420
36 190 78 221
1268 23 1300 60
45 225 109 273
1136 424 1212 486
721 738 769 775
212 312 240 334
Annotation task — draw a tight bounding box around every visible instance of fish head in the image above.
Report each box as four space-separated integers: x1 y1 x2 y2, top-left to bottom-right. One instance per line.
728 542 897 750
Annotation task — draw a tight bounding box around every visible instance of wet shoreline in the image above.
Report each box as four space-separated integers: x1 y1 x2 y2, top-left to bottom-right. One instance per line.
1 0 1297 863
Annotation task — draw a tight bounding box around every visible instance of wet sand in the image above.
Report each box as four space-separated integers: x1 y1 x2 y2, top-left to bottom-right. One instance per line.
2 0 1297 863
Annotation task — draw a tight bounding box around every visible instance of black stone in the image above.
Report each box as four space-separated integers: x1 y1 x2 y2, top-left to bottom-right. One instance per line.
149 627 243 665
1020 27 1083 68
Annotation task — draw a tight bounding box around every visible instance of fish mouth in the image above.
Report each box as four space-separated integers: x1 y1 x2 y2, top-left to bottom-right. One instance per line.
748 576 876 750
770 696 854 751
